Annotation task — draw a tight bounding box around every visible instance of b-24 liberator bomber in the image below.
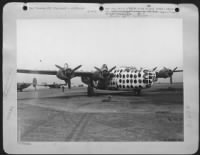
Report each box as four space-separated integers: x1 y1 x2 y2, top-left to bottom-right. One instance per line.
17 63 182 96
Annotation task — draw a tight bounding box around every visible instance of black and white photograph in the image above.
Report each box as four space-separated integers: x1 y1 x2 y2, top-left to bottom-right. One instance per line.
3 2 199 154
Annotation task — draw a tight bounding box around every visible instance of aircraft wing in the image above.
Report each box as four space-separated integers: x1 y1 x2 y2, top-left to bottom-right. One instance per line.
73 71 94 77
17 69 57 75
44 83 66 86
17 69 100 80
58 83 67 86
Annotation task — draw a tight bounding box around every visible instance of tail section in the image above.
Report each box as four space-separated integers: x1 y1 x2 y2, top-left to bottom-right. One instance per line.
32 78 37 90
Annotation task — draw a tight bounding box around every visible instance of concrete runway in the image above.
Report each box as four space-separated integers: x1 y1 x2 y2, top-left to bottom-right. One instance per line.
17 83 183 141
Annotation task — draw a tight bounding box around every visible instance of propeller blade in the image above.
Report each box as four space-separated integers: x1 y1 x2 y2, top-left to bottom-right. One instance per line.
173 67 178 72
94 66 102 72
108 66 116 73
94 65 116 82
72 65 82 73
163 66 168 70
55 64 64 70
152 67 157 71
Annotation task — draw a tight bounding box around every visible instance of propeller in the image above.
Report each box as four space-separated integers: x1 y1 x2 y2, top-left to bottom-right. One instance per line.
94 65 116 78
94 66 102 74
153 66 182 84
55 63 82 89
94 64 116 88
94 66 116 79
152 67 157 71
55 64 63 70
162 67 178 84
168 67 177 84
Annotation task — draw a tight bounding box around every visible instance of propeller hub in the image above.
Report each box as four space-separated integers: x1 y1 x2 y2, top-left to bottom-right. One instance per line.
102 70 109 77
65 68 72 74
168 70 173 76
55 63 82 89
94 65 116 89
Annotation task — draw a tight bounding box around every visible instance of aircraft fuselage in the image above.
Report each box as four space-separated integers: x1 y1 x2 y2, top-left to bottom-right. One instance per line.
81 67 156 91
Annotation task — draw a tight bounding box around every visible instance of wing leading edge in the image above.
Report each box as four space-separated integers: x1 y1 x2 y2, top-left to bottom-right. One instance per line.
17 69 57 75
17 69 94 77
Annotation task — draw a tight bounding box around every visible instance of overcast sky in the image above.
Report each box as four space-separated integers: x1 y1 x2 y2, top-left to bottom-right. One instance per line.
17 18 183 84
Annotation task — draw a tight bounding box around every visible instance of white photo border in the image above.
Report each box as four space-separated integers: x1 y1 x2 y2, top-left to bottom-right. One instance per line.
2 2 199 154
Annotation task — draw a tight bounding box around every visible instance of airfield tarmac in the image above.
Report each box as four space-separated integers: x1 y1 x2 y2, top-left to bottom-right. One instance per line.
17 83 183 141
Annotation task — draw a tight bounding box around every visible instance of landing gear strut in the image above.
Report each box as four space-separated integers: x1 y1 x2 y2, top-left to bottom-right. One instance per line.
87 86 95 96
87 78 95 96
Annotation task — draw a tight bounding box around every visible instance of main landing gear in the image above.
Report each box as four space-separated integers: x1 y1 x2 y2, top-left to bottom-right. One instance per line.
87 86 95 96
87 78 95 96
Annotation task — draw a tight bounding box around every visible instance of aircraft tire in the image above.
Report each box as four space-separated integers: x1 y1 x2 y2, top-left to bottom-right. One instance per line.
135 89 141 96
87 86 94 96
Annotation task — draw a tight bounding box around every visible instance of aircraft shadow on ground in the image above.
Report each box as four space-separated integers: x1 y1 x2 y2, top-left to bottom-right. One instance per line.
150 88 183 92
30 91 162 100
18 87 183 100
21 92 142 100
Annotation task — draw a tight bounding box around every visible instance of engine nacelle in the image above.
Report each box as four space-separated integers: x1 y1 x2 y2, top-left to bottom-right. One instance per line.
81 76 90 85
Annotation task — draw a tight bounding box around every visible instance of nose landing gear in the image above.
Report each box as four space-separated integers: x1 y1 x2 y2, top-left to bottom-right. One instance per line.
87 78 95 96
87 86 95 96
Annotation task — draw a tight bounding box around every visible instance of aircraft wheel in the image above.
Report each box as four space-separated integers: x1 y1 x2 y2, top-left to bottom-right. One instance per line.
87 86 94 96
135 89 141 96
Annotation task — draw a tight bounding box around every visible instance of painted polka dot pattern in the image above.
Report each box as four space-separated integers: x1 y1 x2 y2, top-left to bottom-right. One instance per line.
107 68 155 90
